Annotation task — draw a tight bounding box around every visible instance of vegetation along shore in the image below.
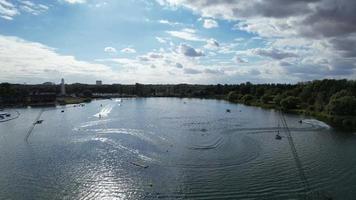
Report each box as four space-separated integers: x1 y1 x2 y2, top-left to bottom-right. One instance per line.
1 79 355 130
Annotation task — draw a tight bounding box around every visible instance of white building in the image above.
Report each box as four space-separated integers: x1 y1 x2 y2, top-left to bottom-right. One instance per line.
61 78 66 96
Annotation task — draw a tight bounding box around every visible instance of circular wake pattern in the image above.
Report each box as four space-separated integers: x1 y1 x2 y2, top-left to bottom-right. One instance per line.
0 110 20 123
73 120 169 165
161 133 261 169
187 136 224 150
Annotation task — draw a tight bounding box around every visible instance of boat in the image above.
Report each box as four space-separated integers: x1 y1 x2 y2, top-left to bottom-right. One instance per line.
34 120 44 124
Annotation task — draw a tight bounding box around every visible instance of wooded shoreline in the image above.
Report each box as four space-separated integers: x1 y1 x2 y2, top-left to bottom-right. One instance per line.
1 79 355 130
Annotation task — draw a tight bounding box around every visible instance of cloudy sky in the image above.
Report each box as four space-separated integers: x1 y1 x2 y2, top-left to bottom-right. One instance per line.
0 0 355 84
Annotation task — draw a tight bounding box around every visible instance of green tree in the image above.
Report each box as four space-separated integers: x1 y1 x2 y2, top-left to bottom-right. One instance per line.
273 94 283 105
227 91 239 102
280 96 300 110
260 94 273 104
82 90 93 98
242 94 254 104
327 96 356 116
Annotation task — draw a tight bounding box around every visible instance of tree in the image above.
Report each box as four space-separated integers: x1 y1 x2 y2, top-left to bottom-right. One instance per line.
260 94 273 104
327 95 356 116
273 94 283 105
242 94 254 104
280 96 300 110
227 91 239 102
82 90 93 98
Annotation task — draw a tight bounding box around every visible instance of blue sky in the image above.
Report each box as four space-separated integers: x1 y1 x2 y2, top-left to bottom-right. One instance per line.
0 0 355 84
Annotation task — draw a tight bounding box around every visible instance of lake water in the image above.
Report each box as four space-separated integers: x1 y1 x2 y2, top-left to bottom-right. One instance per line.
1 98 356 199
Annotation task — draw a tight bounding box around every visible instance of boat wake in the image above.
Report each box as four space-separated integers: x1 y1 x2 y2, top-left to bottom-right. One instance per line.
0 110 20 123
94 104 114 118
302 119 330 129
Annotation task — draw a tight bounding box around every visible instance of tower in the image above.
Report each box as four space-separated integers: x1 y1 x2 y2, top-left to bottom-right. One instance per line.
60 78 66 96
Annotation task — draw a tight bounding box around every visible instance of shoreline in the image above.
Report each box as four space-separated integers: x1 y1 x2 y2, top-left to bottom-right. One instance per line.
227 99 356 132
1 96 355 131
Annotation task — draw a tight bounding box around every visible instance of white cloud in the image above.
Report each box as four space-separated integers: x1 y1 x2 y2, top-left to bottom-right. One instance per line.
148 52 163 59
20 1 48 15
0 0 19 20
156 37 167 43
157 0 356 81
204 38 220 49
251 48 298 60
167 28 204 41
0 35 115 83
0 0 49 20
175 63 183 68
104 47 117 53
203 19 218 29
64 0 86 4
158 19 181 26
184 68 202 74
234 56 248 64
120 47 136 53
204 68 225 75
178 44 205 57
0 35 257 84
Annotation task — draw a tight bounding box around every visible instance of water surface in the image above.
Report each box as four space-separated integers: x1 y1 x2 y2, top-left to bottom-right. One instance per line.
1 98 356 199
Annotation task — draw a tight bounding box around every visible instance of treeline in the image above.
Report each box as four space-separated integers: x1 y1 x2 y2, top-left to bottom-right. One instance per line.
1 79 355 130
0 83 232 99
227 79 356 130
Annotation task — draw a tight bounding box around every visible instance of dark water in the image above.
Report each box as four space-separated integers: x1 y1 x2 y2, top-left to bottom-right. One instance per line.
1 98 356 199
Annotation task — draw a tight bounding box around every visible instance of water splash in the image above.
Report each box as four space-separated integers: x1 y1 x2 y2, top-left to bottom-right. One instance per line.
94 104 114 118
302 119 330 129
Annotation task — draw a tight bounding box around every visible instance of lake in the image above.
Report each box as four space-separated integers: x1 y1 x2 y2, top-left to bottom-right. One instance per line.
1 98 356 199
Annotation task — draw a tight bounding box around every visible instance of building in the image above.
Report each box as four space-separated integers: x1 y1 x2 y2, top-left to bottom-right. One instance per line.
60 78 66 96
96 80 102 86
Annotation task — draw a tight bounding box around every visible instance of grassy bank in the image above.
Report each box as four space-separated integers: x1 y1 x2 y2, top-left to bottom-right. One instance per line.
57 97 91 105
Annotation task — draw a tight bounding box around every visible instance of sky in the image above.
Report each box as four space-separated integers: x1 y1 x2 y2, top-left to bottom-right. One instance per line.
0 0 355 84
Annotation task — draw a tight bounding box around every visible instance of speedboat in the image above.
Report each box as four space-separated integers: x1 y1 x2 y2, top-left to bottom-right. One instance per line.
34 120 44 124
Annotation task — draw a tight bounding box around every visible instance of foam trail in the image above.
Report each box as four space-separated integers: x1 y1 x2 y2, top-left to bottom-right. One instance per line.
94 104 114 118
303 119 330 129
